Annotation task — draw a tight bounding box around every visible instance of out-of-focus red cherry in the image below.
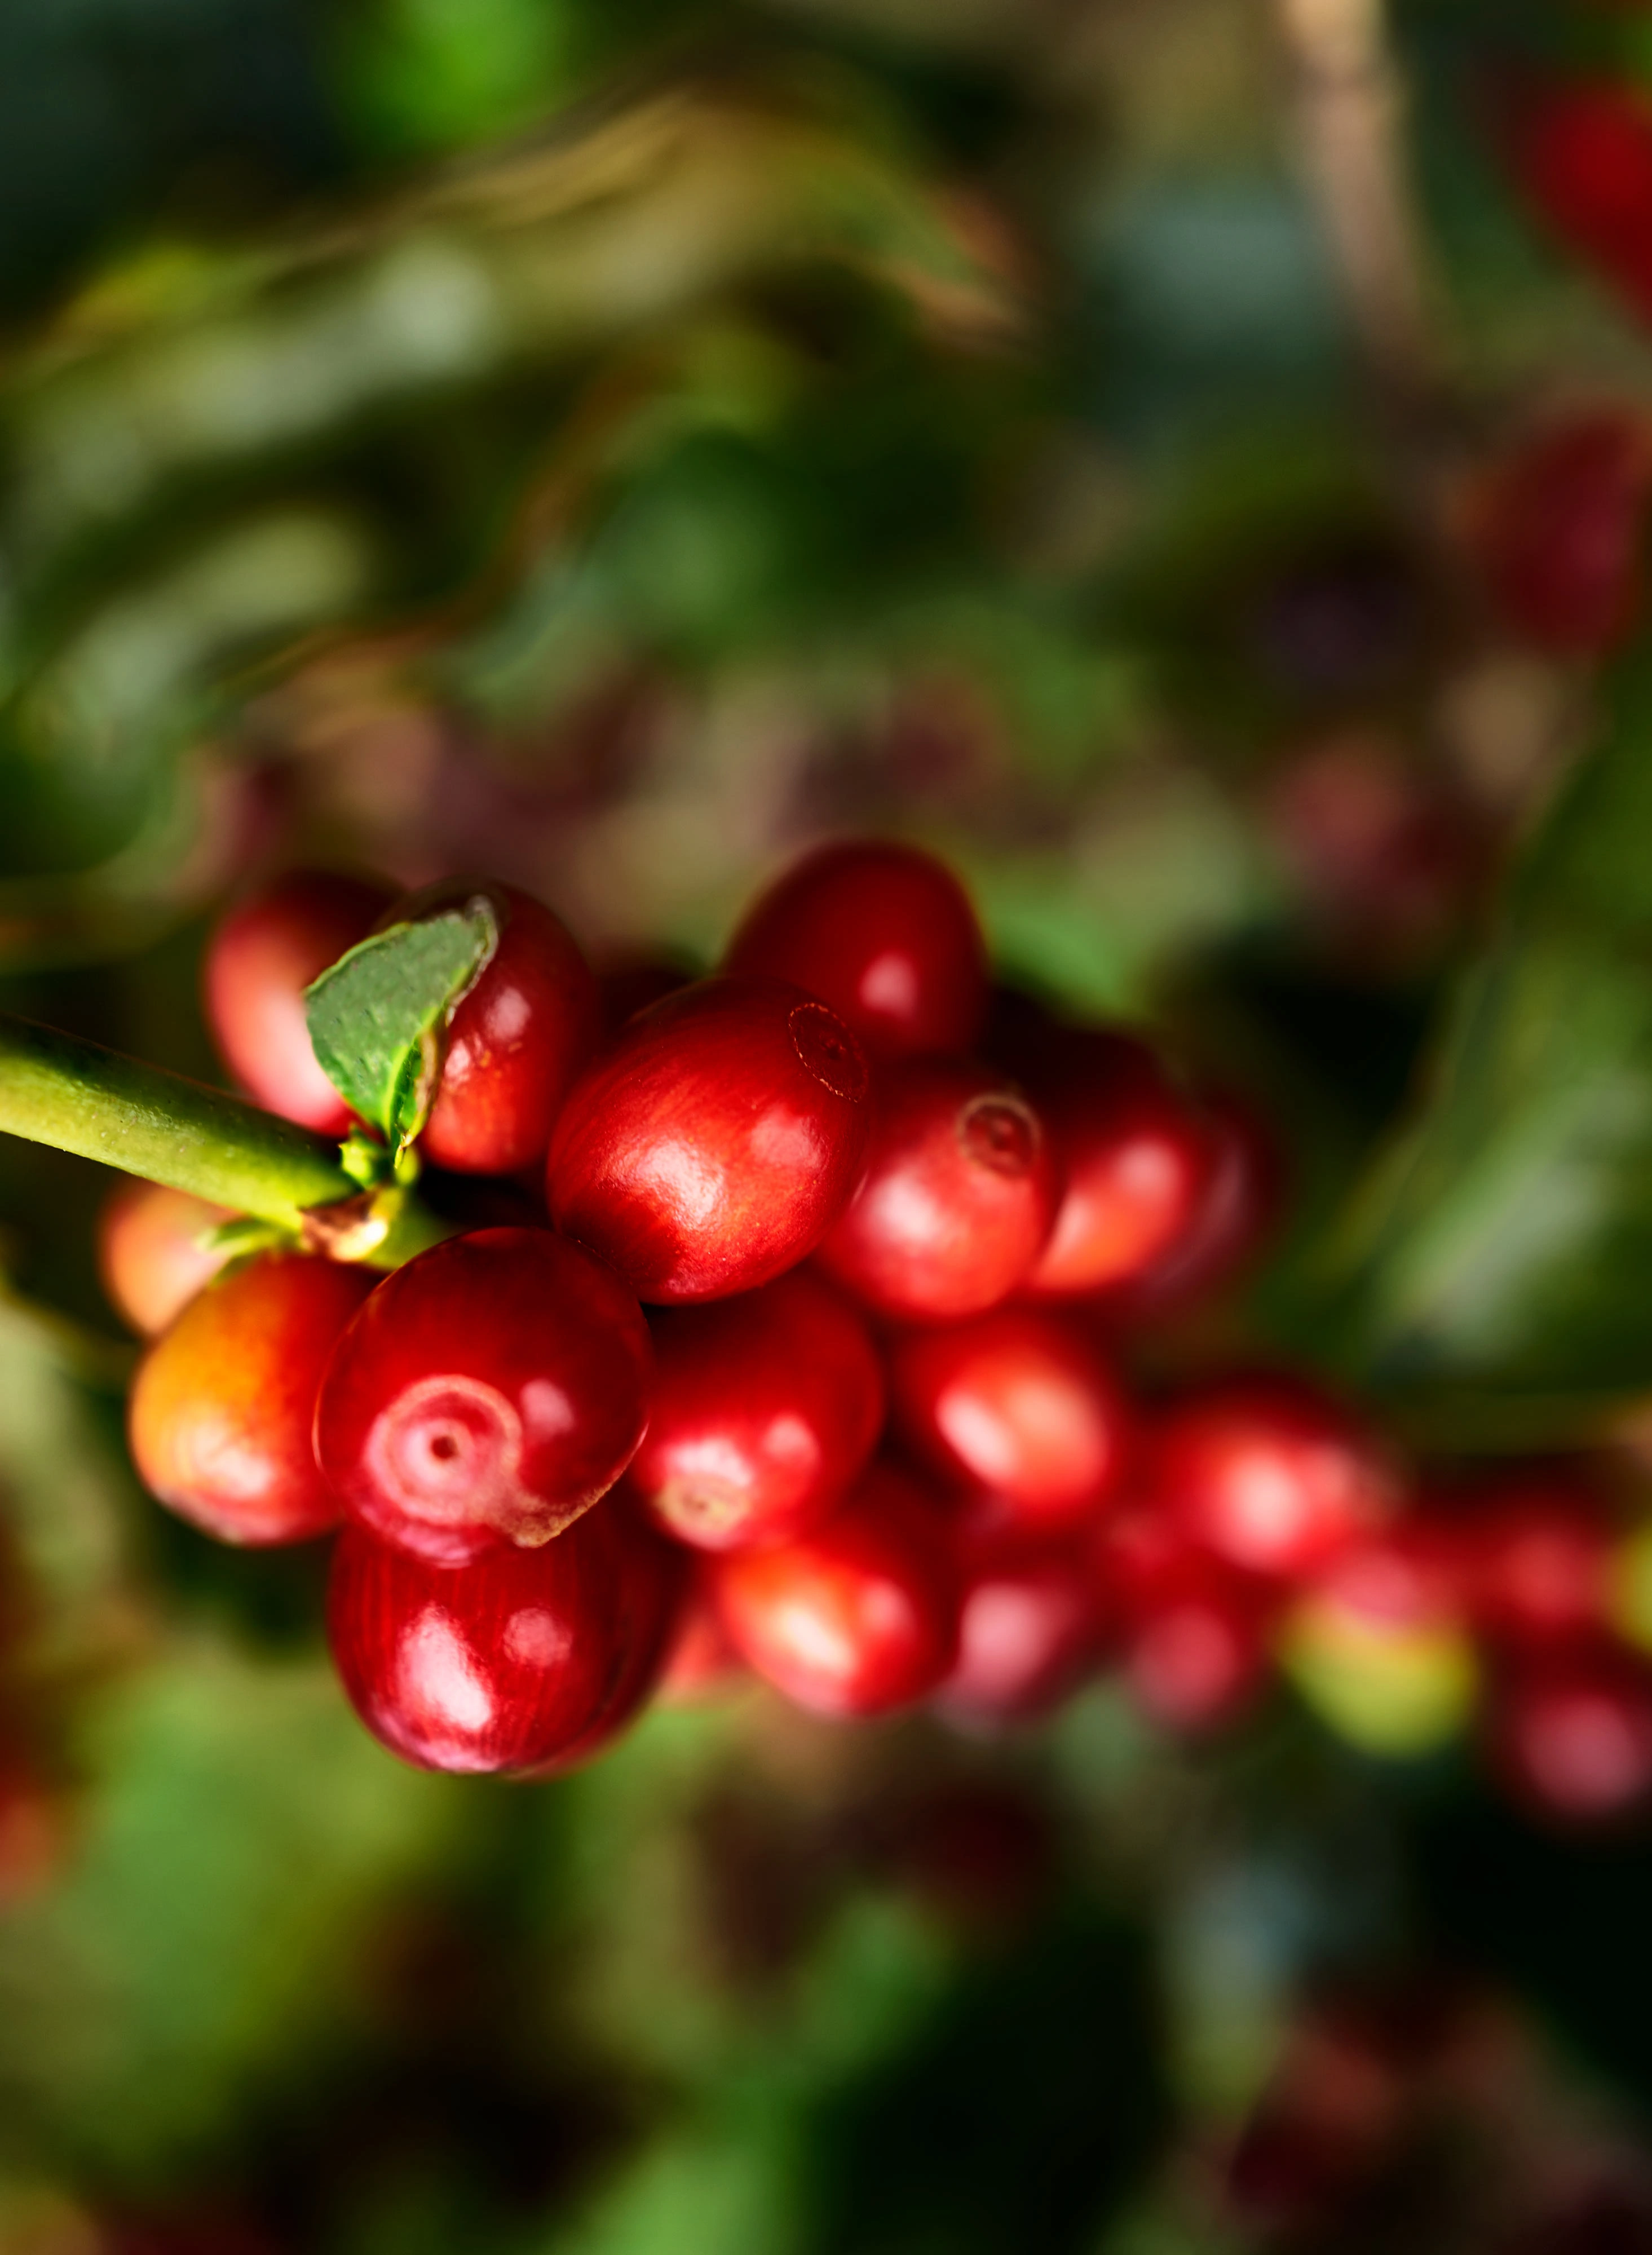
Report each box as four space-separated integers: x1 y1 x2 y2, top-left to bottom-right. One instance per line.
129 1251 376 1545
1113 1093 1279 1316
204 869 395 1134
1501 78 1652 326
1151 1377 1402 1580
386 880 600 1175
314 1227 651 1566
937 1536 1102 1726
1446 1470 1615 1653
547 976 871 1303
889 1307 1129 1539
1486 1651 1652 1825
1096 1506 1275 1732
1011 1028 1214 1299
713 1464 960 1717
629 1270 884 1552
327 1501 682 1775
725 838 988 1061
97 1180 233 1336
1470 408 1652 653
816 1056 1055 1322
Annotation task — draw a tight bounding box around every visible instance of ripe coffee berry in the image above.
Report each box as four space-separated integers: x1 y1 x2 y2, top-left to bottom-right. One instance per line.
386 880 599 1175
725 839 988 1061
628 1270 884 1551
1013 1028 1213 1299
1097 1507 1275 1733
1472 409 1651 654
713 1464 960 1717
1151 1377 1401 1580
1503 79 1652 326
328 1502 682 1775
129 1251 376 1545
938 1537 1102 1726
817 1057 1055 1322
889 1308 1128 1539
204 869 395 1134
547 976 871 1303
1486 1652 1652 1825
315 1227 651 1566
1448 1471 1615 1653
98 1181 233 1336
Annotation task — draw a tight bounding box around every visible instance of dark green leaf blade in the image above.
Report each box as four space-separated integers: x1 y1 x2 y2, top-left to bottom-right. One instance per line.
304 902 496 1152
1329 649 1652 1407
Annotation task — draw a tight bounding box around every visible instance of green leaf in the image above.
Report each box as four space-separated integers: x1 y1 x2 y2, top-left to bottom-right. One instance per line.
1328 649 1652 1409
304 901 497 1156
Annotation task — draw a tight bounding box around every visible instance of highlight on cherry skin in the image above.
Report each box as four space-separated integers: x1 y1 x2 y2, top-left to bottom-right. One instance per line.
938 1535 1104 1728
547 975 872 1304
712 1463 961 1718
314 1227 652 1566
1149 1376 1402 1582
889 1307 1130 1541
384 878 601 1175
98 1180 234 1337
816 1055 1057 1323
327 1501 684 1776
628 1268 885 1552
724 837 989 1061
204 868 395 1135
130 1250 377 1546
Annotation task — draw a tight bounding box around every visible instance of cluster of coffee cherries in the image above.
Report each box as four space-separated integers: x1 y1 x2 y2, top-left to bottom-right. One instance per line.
96 843 1652 1817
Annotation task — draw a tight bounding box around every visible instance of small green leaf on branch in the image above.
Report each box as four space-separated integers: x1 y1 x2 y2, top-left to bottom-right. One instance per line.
304 901 496 1159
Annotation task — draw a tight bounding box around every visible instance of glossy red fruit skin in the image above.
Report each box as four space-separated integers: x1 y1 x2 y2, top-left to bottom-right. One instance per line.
327 1502 683 1776
889 1308 1129 1539
204 869 395 1134
129 1252 376 1545
314 1227 652 1566
387 881 600 1176
1473 409 1651 654
816 1058 1056 1323
937 1537 1103 1726
713 1465 960 1718
629 1270 884 1551
1445 1473 1614 1654
1151 1378 1401 1581
546 976 871 1304
725 839 988 1062
1487 1651 1652 1826
1015 1029 1213 1299
98 1180 233 1336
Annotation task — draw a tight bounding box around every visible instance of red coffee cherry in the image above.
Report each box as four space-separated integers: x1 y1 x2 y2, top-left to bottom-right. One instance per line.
816 1058 1055 1322
388 881 600 1175
1486 1651 1652 1825
1114 1094 1278 1317
204 869 395 1134
314 1227 651 1566
713 1464 960 1717
546 976 871 1303
327 1501 682 1775
725 838 988 1061
1471 408 1651 653
129 1251 376 1545
1448 1471 1615 1653
1502 78 1652 327
938 1537 1102 1726
1015 1029 1214 1299
889 1308 1129 1539
1151 1377 1401 1580
1096 1505 1274 1732
98 1180 233 1336
629 1270 884 1551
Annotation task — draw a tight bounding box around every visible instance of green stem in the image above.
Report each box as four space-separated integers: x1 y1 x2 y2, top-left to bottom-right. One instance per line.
0 1014 446 1268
